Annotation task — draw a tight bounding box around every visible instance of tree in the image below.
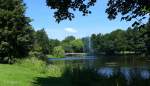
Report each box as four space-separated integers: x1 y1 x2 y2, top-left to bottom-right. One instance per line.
62 36 76 43
70 39 84 53
109 29 127 52
62 43 73 53
106 0 150 26
91 34 104 54
0 0 34 63
62 36 76 53
61 36 84 53
141 22 150 54
132 26 145 53
46 0 96 23
49 39 60 54
126 27 135 51
91 33 117 54
46 0 149 25
91 27 150 55
34 29 50 54
100 34 116 54
53 46 65 58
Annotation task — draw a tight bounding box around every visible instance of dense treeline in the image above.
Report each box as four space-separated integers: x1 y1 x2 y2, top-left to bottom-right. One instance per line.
34 34 84 55
32 30 84 58
29 28 84 58
91 23 150 55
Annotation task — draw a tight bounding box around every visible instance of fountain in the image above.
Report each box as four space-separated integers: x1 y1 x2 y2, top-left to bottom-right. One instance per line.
83 36 93 56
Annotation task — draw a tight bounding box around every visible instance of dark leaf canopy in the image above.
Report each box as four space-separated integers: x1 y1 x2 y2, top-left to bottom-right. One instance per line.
46 0 96 23
106 0 150 26
46 0 150 26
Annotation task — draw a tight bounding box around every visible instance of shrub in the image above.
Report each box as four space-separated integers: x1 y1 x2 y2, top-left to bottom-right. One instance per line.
29 51 48 62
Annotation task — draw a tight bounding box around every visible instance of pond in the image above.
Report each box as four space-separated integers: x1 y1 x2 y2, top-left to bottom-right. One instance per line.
48 55 150 86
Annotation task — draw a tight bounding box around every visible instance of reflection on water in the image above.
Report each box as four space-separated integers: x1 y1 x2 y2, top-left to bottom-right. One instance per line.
49 55 150 85
98 67 150 82
98 67 113 77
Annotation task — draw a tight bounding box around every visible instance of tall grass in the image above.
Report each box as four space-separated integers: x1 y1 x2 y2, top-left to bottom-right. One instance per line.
15 57 48 74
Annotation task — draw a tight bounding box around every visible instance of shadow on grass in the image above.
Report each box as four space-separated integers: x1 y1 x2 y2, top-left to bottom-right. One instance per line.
33 76 71 86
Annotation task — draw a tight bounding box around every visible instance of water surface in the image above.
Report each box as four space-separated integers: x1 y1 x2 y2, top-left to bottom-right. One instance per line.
48 55 150 85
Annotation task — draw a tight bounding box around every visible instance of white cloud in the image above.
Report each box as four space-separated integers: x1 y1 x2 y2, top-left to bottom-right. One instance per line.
64 28 77 33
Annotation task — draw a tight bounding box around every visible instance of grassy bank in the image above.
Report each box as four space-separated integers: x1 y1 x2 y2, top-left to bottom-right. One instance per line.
47 54 64 58
0 57 64 86
47 55 57 58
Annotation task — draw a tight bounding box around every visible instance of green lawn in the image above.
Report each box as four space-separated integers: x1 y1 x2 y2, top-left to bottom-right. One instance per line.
47 54 55 58
0 64 63 86
0 58 68 86
47 54 62 58
0 64 40 86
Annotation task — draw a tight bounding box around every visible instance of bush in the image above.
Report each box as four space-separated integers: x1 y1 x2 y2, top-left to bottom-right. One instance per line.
29 51 48 62
53 46 65 58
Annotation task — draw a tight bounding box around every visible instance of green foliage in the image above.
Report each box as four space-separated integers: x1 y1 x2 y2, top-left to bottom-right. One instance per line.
91 33 115 54
53 46 65 58
0 0 34 63
91 26 149 55
106 0 150 26
62 43 74 53
46 0 96 22
33 29 50 54
110 29 127 51
62 36 76 43
62 36 84 53
16 57 47 73
141 22 150 54
46 0 149 26
49 39 60 54
70 39 84 53
62 36 76 53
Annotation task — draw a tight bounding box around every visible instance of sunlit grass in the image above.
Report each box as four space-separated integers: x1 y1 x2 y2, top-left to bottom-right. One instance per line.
0 64 38 86
47 54 55 58
0 57 64 86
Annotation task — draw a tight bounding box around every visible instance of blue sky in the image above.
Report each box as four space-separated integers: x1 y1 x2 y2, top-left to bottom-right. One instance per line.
24 0 137 40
